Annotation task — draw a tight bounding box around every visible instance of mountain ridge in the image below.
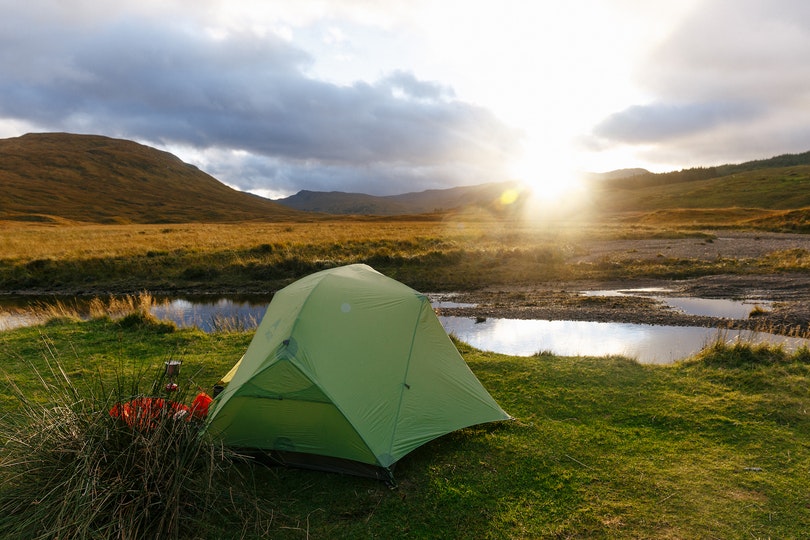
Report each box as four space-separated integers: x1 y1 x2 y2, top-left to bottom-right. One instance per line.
3 132 810 222
276 181 528 215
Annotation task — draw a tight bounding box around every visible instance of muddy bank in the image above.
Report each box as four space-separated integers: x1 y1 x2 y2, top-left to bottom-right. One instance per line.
434 231 810 335
434 274 810 335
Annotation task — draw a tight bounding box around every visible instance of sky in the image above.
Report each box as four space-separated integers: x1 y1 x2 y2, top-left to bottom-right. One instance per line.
2 0 810 199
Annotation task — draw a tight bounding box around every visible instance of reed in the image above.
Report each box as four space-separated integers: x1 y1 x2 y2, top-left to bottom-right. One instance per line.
19 292 175 330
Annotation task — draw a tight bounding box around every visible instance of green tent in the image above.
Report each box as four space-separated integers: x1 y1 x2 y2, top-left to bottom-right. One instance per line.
205 264 509 481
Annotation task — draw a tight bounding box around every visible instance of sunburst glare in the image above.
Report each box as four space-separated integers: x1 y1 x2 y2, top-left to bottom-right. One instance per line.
506 151 590 221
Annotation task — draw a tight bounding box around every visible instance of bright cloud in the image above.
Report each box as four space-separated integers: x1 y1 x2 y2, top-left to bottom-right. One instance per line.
1 0 809 197
585 0 810 170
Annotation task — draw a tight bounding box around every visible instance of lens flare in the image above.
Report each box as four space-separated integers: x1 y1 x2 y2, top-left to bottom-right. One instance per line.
499 188 521 206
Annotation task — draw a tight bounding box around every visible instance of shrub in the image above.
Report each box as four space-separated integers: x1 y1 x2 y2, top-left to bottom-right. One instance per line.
0 359 261 539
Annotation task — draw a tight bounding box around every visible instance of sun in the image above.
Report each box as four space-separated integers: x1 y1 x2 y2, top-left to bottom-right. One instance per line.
507 151 585 205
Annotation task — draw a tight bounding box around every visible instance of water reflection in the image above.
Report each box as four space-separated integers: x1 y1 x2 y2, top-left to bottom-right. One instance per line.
663 297 771 319
149 295 476 332
0 311 42 332
583 289 771 319
439 316 807 364
150 298 269 332
2 295 804 364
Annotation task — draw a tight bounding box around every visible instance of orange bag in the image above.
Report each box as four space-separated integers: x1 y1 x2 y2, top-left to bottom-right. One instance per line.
109 397 190 429
190 392 213 419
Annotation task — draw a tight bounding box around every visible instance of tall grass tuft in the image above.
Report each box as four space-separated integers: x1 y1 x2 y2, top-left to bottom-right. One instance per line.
0 356 263 539
690 331 810 368
24 292 175 331
209 313 260 333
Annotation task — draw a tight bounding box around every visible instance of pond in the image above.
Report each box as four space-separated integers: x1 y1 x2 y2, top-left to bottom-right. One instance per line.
583 288 772 319
439 316 805 364
0 293 804 364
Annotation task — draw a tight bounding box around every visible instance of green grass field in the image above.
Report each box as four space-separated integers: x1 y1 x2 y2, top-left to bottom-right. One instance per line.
1 314 808 539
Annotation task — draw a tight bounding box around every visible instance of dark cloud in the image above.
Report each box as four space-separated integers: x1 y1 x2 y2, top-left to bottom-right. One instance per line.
208 151 489 197
592 101 763 143
587 0 810 165
381 70 456 101
0 7 519 195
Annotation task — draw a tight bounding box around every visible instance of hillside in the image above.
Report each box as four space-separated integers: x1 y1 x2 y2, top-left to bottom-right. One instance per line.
276 181 526 215
597 150 810 190
0 133 305 224
596 165 810 213
280 150 810 217
276 190 413 215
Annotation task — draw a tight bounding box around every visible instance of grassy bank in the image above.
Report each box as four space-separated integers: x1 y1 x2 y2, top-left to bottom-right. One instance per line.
1 317 808 538
3 220 809 294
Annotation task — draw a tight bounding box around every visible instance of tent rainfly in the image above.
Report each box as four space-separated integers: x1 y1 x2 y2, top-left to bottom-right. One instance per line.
204 264 510 482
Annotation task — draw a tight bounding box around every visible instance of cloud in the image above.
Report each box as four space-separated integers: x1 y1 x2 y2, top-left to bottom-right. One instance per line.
381 70 456 101
592 101 763 143
0 4 519 195
587 0 810 166
644 0 810 103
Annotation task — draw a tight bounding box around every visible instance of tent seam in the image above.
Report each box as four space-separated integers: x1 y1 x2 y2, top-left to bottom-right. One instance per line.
285 272 384 468
384 293 426 462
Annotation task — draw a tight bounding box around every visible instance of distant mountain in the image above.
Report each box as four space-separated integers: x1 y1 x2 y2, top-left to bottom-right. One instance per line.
276 181 526 215
595 163 810 212
278 148 810 216
276 190 413 215
587 168 650 180
0 133 304 223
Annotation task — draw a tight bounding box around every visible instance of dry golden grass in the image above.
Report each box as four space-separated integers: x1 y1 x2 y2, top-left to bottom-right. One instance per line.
0 218 601 293
2 214 808 295
0 219 587 262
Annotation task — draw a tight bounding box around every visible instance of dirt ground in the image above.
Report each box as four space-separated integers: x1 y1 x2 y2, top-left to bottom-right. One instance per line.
435 231 810 335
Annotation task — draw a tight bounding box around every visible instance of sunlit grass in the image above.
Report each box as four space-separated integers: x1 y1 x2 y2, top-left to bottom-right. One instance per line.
2 219 788 295
0 219 733 265
0 220 589 292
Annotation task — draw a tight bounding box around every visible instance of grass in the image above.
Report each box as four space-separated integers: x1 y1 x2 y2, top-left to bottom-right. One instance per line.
597 165 810 212
3 219 809 295
0 221 583 293
1 315 809 538
0 360 252 539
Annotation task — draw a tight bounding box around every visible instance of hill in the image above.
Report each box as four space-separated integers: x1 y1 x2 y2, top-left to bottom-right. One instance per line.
596 165 810 213
280 150 810 217
0 133 305 224
596 150 810 190
276 181 526 215
275 190 413 215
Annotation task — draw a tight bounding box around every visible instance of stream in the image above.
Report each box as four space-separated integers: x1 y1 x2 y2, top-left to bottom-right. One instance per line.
1 291 804 364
